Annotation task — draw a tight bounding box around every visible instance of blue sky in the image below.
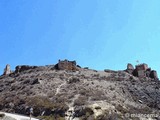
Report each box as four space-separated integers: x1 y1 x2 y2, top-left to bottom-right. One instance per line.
0 0 160 76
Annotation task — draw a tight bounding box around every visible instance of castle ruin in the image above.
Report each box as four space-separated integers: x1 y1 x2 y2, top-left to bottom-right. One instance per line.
126 63 158 80
3 64 11 75
55 59 78 71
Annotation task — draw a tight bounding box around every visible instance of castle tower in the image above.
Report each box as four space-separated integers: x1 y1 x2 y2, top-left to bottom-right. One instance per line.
3 64 11 75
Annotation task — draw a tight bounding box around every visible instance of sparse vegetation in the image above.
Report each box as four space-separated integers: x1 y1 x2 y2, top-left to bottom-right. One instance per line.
67 77 80 84
115 104 128 114
74 96 87 106
75 107 94 119
38 115 65 120
92 74 100 78
110 86 115 91
25 96 68 117
0 63 160 119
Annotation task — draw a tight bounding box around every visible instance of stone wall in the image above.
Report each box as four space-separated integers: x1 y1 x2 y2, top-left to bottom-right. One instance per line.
126 63 134 74
150 70 158 79
135 64 148 71
55 59 77 71
137 70 146 78
126 63 158 80
127 63 134 70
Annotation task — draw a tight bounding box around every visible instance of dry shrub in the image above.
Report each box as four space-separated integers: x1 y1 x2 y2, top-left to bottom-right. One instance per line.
74 96 87 106
67 77 80 84
26 96 59 109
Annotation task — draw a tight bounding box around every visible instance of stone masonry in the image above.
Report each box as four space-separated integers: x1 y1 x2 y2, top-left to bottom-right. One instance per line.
55 59 78 71
126 63 158 80
3 64 11 75
126 63 134 74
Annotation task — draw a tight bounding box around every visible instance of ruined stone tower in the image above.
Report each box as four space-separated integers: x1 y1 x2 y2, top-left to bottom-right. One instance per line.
3 64 11 75
55 59 78 71
126 63 159 80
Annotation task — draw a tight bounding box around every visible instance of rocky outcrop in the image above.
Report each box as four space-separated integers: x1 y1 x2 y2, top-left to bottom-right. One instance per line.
15 65 38 73
3 64 11 75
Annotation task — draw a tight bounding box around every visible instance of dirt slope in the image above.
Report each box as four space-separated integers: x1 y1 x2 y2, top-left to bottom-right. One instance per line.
0 65 160 120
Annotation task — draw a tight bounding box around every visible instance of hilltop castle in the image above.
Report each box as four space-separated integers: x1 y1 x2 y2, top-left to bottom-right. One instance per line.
1 61 159 81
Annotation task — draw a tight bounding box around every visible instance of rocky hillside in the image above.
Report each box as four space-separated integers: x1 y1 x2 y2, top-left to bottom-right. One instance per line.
0 60 160 120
